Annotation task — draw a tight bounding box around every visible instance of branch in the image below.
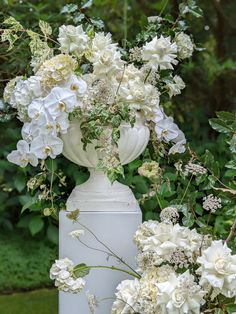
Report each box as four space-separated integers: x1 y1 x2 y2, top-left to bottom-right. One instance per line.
225 219 236 244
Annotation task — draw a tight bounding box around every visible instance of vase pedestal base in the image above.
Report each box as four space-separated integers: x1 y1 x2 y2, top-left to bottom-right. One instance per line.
59 210 141 314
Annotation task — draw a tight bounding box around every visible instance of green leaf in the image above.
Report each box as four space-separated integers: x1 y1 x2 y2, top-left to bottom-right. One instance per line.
29 216 44 236
216 111 236 122
39 20 52 37
132 176 149 194
81 0 93 9
209 118 233 134
47 225 58 244
74 263 90 278
61 4 78 14
14 175 26 192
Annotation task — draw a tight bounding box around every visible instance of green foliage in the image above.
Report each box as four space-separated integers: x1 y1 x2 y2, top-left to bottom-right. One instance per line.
0 231 57 292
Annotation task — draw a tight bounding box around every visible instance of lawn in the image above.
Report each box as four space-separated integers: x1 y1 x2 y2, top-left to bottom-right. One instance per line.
0 289 58 314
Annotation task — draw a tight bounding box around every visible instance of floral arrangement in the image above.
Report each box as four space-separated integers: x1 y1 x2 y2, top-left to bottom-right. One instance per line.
49 203 236 314
2 9 195 180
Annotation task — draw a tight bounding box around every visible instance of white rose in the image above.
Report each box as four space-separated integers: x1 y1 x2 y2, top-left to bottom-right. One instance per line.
58 25 89 55
142 35 178 70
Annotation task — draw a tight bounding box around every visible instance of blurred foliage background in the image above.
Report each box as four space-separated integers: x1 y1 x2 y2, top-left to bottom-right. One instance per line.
0 0 235 303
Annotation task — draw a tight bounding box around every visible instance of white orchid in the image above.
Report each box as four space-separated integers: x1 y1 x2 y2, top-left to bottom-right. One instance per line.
197 240 236 298
7 140 38 167
155 117 180 142
44 87 77 118
61 75 87 99
30 134 63 159
142 35 178 70
58 25 89 55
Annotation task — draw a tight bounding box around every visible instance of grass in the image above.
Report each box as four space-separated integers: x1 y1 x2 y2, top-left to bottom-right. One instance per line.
0 230 57 292
0 289 58 314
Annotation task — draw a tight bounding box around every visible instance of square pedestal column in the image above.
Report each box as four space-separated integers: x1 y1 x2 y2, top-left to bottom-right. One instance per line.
59 210 142 314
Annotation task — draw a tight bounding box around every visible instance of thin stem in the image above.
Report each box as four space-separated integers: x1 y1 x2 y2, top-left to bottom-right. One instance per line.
159 0 169 16
123 0 128 49
76 220 140 277
49 159 54 210
77 238 112 257
179 174 193 205
144 68 152 83
225 219 236 243
156 192 163 210
73 265 141 279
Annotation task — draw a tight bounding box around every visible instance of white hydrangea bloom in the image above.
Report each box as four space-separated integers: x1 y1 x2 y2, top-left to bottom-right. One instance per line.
58 25 89 55
166 75 186 97
30 134 63 159
89 32 125 78
156 270 206 314
112 279 140 314
142 35 178 70
50 258 85 294
10 76 42 108
197 240 236 298
175 32 194 59
7 140 38 167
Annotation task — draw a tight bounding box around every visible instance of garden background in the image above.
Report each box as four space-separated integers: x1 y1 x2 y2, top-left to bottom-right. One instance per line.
0 0 236 313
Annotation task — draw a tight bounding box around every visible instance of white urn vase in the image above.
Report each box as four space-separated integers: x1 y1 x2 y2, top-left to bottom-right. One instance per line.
61 117 150 212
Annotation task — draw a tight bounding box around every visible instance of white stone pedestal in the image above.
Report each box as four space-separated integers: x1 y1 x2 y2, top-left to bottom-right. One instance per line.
59 210 141 314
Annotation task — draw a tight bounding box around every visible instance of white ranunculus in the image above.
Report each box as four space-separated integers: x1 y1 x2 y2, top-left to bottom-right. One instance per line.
112 279 140 314
91 32 117 57
142 35 178 70
30 134 63 159
155 117 180 142
92 49 124 78
7 140 38 167
157 270 206 314
58 25 89 55
166 75 186 97
44 87 77 118
197 240 236 298
175 32 194 59
118 79 160 116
